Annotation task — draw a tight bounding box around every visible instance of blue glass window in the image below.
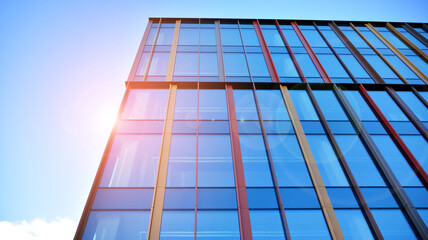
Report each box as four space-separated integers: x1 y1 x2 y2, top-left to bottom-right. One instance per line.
174 89 197 120
122 89 169 120
281 188 320 208
371 209 417 240
364 55 399 79
250 210 286 240
256 90 290 120
199 89 228 120
198 135 235 187
261 28 285 46
160 211 194 240
167 135 196 187
400 135 428 172
404 188 428 208
360 188 398 208
93 189 153 209
197 188 237 209
335 210 374 240
264 120 294 134
100 135 162 187
319 28 346 48
199 53 218 76
146 27 158 45
197 210 240 239
221 28 242 46
198 120 230 133
178 28 199 45
271 53 299 78
289 90 318 120
280 27 303 47
224 53 249 77
306 135 349 187
247 188 278 209
301 28 328 47
339 54 372 81
285 210 331 240
164 189 195 209
396 91 428 121
326 188 358 208
241 27 260 46
117 121 164 134
407 55 428 76
384 55 421 80
368 91 408 121
294 54 322 81
267 135 313 187
82 211 150 240
156 27 174 45
342 90 377 121
148 52 170 76
136 52 150 76
239 135 273 187
312 90 348 121
174 53 198 76
247 53 270 77
233 90 259 120
200 28 216 45
317 54 350 78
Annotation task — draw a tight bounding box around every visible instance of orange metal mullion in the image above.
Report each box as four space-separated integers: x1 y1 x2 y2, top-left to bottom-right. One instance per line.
143 19 163 82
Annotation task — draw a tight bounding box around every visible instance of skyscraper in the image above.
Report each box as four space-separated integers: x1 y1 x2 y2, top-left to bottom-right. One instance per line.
75 18 428 240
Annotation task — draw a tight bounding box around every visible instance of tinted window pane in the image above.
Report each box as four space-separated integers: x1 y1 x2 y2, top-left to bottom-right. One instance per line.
136 52 150 76
326 188 358 208
368 91 408 121
281 188 320 208
247 53 270 77
396 91 428 121
262 29 285 46
404 188 428 208
233 90 259 120
198 188 237 209
164 189 195 209
271 53 299 78
289 90 319 120
200 28 216 45
100 135 162 187
281 28 303 47
335 210 374 240
371 209 417 240
361 188 398 208
200 53 218 76
117 121 164 134
339 54 371 79
295 54 322 80
122 89 169 120
343 90 377 121
174 53 198 76
317 54 349 78
82 211 150 240
364 55 399 79
400 135 428 172
313 90 348 121
149 52 170 76
93 189 153 209
174 89 197 120
301 28 328 47
221 28 242 46
319 28 346 48
167 135 196 187
178 28 199 45
247 188 278 209
197 210 240 239
157 28 174 45
145 27 158 45
241 28 260 46
224 53 249 76
199 89 228 120
257 90 290 120
250 210 286 240
286 210 331 240
160 211 194 240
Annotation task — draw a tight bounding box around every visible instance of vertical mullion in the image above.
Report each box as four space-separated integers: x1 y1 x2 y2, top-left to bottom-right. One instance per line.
225 84 253 240
365 23 428 84
237 20 254 82
165 20 181 82
329 22 385 84
74 87 132 240
253 20 280 82
280 85 344 240
194 82 199 239
313 22 358 84
143 19 162 82
386 22 428 62
275 20 307 82
291 22 332 83
251 84 292 239
402 23 428 47
305 84 383 239
386 87 428 140
127 19 153 84
350 23 408 84
215 20 226 82
412 87 428 108
333 85 428 240
147 84 177 240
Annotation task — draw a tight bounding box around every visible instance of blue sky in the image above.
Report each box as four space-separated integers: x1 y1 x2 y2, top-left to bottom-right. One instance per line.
0 0 427 238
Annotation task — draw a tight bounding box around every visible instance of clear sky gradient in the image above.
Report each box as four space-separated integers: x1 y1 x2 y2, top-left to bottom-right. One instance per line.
0 0 427 232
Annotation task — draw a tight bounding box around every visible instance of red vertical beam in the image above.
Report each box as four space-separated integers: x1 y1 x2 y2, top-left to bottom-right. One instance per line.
275 20 307 82
225 84 252 240
253 20 280 82
358 85 428 189
291 21 332 83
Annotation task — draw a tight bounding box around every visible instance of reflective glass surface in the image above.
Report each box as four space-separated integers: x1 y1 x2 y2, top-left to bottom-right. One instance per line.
286 210 331 240
250 210 286 240
160 211 194 239
122 89 169 120
197 210 240 239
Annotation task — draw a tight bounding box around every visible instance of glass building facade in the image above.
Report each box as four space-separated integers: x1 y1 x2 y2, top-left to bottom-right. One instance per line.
75 18 428 240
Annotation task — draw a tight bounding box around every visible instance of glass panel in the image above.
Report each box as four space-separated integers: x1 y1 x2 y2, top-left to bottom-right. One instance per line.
264 120 294 134
167 135 196 187
122 89 169 120
312 90 348 121
198 135 235 187
241 27 260 46
364 55 399 79
267 135 313 186
343 90 377 121
407 55 428 76
368 91 408 121
317 54 349 78
160 211 194 240
319 28 346 48
174 53 198 76
200 28 216 45
396 91 428 121
136 52 150 76
117 121 164 134
247 53 270 77
199 89 228 120
271 53 299 78
198 120 229 133
280 28 303 47
145 27 158 45
174 89 197 120
100 135 162 187
256 90 290 120
294 54 322 80
301 28 328 47
404 188 428 208
326 188 359 208
178 28 199 45
371 209 417 240
156 27 174 45
335 210 374 240
200 53 218 76
221 28 242 46
197 210 240 239
400 135 428 172
262 28 285 46
82 211 150 240
360 188 398 208
93 189 153 209
224 53 249 76
339 54 371 80
250 210 286 240
233 90 259 120
197 188 237 209
239 135 273 187
384 55 420 80
148 52 170 76
247 188 278 209
164 189 195 209
286 210 331 240
289 90 319 120
281 188 320 208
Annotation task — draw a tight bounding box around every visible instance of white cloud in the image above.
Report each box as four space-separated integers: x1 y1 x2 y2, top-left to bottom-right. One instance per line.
0 217 76 240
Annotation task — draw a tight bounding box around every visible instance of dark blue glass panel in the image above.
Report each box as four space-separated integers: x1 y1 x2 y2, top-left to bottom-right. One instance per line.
396 91 428 121
319 28 346 48
264 120 294 134
407 55 428 76
148 52 170 76
368 91 408 121
175 89 197 120
364 55 399 79
241 28 260 46
371 209 417 240
281 188 320 208
100 135 162 187
404 188 428 208
82 211 150 240
339 54 371 79
301 28 328 47
93 189 153 209
200 53 218 76
221 28 242 46
199 89 228 120
247 53 270 77
385 55 420 80
237 120 262 133
327 121 356 134
233 90 259 120
178 28 199 45
286 210 331 240
400 135 428 172
117 121 164 133
250 210 286 240
326 188 359 208
371 135 422 187
256 90 290 120
267 135 313 187
289 90 319 120
335 210 374 240
295 54 322 80
122 89 169 120
334 135 386 186
301 121 324 134
198 188 237 209
224 53 249 76
198 135 235 187
160 211 194 240
167 135 196 187
342 90 377 121
280 28 304 47
312 90 348 121
362 121 387 134
317 54 349 78
247 188 278 209
156 27 174 45
418 209 428 227
172 121 197 133
200 28 216 45
262 28 285 46
239 135 273 187
271 53 299 78
360 188 398 208
174 53 198 76
197 210 240 239
306 135 349 187
164 189 195 209
342 29 370 48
